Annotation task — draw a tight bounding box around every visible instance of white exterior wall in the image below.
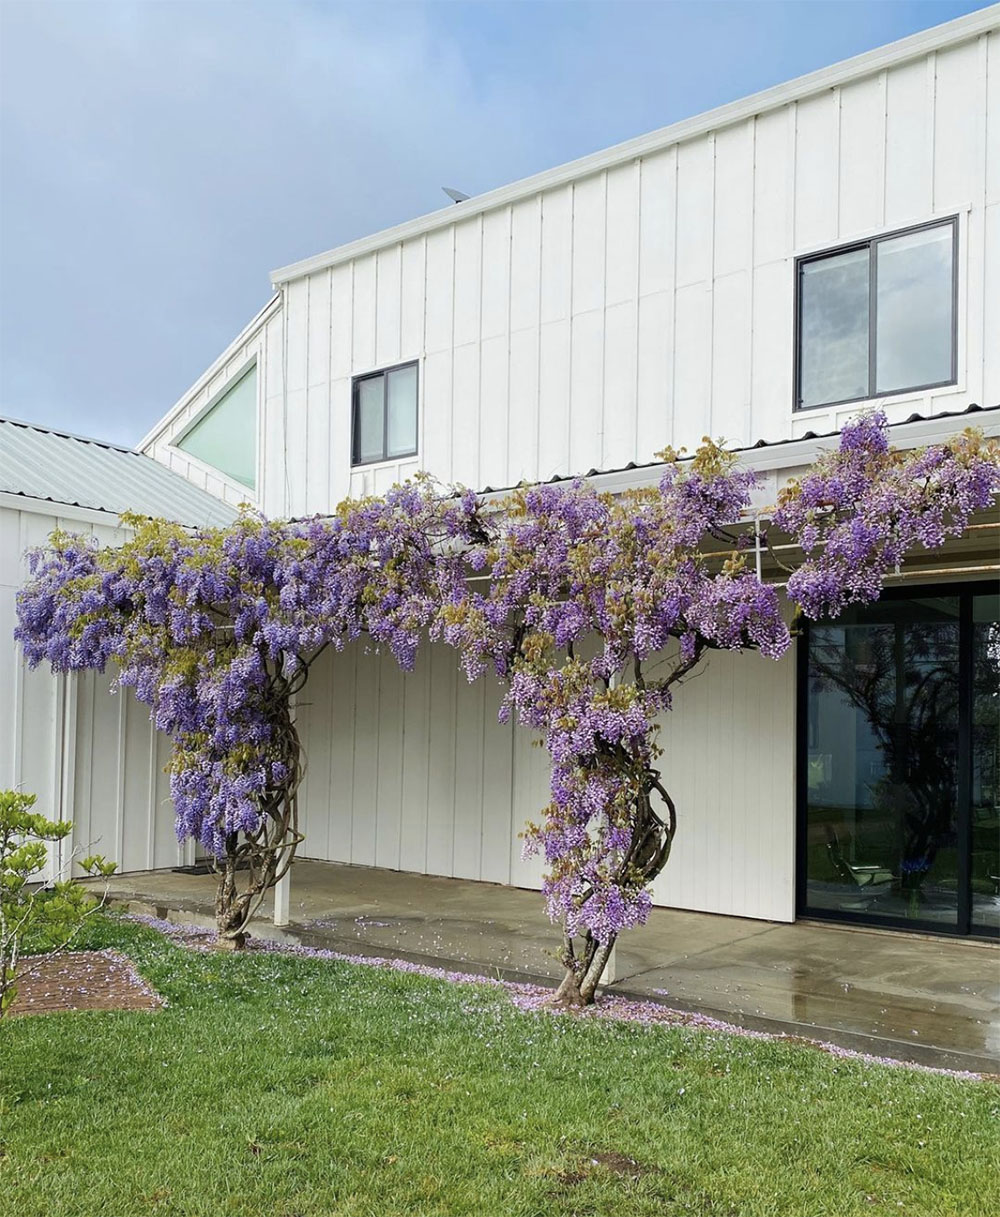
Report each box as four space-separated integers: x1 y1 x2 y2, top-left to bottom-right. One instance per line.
132 13 997 926
252 22 999 520
295 644 547 891
296 639 796 922
1 498 179 880
142 21 999 524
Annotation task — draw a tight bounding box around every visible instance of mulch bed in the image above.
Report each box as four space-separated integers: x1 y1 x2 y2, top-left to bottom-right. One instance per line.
8 949 163 1017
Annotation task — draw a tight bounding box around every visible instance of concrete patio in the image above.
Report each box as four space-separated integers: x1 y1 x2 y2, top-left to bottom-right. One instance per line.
97 858 1000 1074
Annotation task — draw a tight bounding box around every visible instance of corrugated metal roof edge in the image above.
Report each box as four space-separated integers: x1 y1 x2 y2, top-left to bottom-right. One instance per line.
475 403 1000 495
5 405 993 526
0 415 239 527
1 482 237 529
1 414 138 454
1 487 134 521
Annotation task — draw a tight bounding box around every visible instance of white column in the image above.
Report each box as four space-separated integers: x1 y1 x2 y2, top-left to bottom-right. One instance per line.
58 671 78 880
273 861 290 927
603 941 617 985
274 684 296 927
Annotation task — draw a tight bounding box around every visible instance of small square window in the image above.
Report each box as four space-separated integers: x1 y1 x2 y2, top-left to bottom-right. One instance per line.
795 218 957 411
351 362 418 465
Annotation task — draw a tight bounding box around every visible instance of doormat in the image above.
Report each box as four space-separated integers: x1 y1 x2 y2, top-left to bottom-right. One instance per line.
171 860 252 876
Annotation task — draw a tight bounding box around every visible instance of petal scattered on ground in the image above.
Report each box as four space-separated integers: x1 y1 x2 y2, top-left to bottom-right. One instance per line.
122 913 986 1081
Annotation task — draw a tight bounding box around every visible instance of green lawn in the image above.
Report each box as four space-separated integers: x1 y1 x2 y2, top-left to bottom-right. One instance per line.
0 917 996 1217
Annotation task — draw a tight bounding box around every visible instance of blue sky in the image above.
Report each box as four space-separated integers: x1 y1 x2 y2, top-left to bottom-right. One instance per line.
0 0 991 445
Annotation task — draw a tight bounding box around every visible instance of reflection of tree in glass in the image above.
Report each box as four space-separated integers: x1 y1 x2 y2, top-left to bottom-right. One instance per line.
972 618 1000 895
976 621 1000 715
811 618 958 913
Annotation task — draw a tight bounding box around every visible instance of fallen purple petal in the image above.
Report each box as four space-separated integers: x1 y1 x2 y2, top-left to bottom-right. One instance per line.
123 913 985 1082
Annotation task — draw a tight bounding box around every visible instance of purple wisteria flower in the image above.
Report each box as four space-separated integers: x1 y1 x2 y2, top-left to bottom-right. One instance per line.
15 421 1000 988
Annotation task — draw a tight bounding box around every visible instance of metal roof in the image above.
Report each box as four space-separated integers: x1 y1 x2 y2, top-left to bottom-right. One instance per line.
0 416 239 528
478 403 1000 496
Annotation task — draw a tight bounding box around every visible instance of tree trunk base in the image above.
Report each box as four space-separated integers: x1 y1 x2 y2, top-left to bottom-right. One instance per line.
546 970 593 1008
214 932 247 951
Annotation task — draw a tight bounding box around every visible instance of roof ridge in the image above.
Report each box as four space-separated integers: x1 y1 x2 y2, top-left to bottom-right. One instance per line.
0 414 140 455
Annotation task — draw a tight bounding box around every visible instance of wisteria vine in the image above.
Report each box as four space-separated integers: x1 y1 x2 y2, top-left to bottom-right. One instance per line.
15 413 1000 995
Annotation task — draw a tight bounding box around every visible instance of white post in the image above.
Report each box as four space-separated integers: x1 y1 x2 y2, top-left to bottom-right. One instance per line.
602 667 620 989
273 861 290 927
57 672 78 880
603 941 617 985
274 685 297 928
754 511 762 582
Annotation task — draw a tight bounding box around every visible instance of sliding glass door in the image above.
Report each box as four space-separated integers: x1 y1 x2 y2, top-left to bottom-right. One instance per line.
798 584 999 937
972 592 1000 933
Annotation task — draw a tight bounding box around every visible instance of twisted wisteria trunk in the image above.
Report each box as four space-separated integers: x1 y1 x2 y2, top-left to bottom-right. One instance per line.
550 763 677 1007
552 934 617 1007
213 677 304 948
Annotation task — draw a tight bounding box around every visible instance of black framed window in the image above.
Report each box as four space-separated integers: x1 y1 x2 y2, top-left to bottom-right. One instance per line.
795 217 957 411
797 583 999 939
351 361 418 465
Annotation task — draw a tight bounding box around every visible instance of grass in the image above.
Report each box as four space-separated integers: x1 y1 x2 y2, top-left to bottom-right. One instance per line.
0 916 997 1217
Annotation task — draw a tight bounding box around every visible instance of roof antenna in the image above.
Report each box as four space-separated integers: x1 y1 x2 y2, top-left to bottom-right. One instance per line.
442 187 470 204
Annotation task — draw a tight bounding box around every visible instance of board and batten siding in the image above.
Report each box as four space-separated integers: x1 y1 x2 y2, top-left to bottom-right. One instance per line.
140 26 999 524
294 638 796 923
1 501 180 881
125 17 992 927
254 26 999 521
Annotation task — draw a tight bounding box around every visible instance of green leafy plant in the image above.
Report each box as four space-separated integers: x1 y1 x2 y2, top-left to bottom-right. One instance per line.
0 789 116 1018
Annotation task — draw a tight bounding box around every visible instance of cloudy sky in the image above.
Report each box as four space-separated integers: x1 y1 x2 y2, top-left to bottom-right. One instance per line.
0 0 988 446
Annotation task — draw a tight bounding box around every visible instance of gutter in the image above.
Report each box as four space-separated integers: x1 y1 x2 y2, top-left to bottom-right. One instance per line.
503 404 1000 499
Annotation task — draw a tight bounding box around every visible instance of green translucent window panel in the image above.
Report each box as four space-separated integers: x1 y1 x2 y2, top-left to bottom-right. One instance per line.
177 366 257 489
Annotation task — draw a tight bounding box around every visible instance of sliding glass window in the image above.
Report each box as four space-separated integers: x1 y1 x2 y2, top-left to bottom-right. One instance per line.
795 218 957 410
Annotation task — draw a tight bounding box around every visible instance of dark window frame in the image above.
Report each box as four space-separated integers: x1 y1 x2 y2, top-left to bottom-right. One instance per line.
794 579 998 941
793 216 959 412
351 360 419 467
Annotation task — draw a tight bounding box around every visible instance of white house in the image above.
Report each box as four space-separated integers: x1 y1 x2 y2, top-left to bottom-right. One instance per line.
5 8 999 934
0 418 236 880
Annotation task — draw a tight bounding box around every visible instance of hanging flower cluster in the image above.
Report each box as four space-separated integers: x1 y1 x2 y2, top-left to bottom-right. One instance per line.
773 413 999 618
432 441 793 999
15 414 999 989
16 481 474 862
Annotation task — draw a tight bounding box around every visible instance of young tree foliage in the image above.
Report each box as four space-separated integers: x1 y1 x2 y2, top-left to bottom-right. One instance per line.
0 789 116 1017
15 414 1000 997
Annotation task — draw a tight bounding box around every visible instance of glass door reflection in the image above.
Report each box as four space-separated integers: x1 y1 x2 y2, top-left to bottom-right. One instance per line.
804 597 961 928
971 593 1000 934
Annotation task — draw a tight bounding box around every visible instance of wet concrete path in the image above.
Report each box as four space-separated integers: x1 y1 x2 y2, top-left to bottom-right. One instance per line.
97 859 1000 1073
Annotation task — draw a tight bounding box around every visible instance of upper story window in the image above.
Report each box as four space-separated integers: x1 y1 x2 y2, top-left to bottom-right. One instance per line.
176 363 257 488
352 361 418 465
795 218 957 411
